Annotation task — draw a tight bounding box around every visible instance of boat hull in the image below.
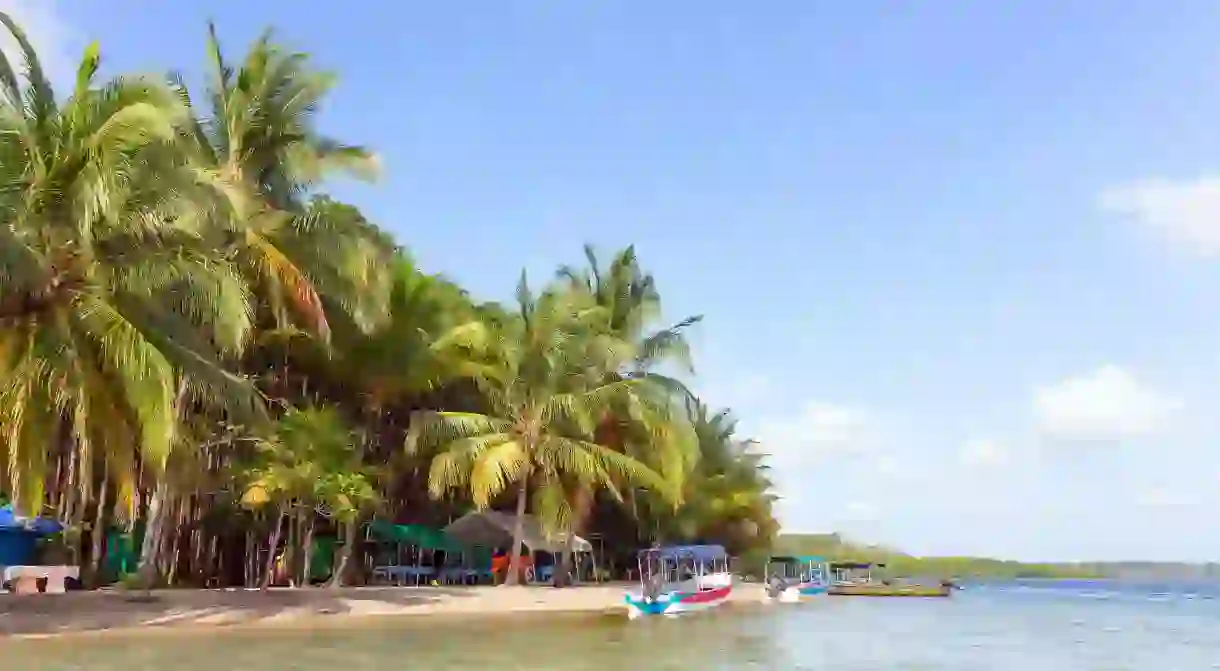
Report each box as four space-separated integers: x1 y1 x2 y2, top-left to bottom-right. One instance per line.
624 585 733 618
827 584 951 597
773 583 829 603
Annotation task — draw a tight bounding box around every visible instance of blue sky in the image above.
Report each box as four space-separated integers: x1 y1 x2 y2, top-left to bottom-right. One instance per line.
15 0 1220 561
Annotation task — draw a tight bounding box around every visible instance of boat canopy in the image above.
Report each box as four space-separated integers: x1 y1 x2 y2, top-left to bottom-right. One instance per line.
641 544 727 562
830 561 883 570
769 555 824 564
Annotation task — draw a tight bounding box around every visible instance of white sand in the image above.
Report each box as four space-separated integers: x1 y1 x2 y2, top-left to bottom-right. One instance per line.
0 583 770 638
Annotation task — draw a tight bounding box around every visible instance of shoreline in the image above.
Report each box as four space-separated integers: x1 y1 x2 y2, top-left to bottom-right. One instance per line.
0 584 768 639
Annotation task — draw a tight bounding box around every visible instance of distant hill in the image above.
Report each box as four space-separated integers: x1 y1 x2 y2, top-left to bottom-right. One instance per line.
1096 562 1220 581
773 533 1214 580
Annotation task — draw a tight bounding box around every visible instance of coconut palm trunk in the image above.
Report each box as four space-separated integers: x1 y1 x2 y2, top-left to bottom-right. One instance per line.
300 512 315 587
261 508 286 590
86 477 108 588
136 482 169 589
327 519 360 588
504 478 529 586
557 536 575 587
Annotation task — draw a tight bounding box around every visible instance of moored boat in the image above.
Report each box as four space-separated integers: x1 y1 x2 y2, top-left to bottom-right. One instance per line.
624 544 733 619
827 583 952 597
825 561 953 598
764 555 830 602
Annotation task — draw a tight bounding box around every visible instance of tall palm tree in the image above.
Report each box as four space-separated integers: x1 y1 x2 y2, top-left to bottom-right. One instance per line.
406 277 678 585
182 25 390 340
668 400 778 554
0 16 262 518
555 246 702 552
126 26 395 582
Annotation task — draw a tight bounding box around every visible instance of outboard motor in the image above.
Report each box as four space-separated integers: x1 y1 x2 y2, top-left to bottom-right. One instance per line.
765 572 788 599
643 570 664 602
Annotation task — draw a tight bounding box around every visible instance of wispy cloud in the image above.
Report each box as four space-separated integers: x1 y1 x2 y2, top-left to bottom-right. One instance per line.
1135 488 1196 508
1100 175 1220 255
756 400 871 467
1033 365 1180 443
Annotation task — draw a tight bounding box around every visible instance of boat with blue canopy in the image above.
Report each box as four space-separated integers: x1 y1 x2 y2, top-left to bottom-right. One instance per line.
764 555 829 602
623 544 732 619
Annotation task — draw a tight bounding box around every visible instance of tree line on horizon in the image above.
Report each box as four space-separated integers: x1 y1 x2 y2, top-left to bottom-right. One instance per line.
775 533 1118 580
0 14 778 588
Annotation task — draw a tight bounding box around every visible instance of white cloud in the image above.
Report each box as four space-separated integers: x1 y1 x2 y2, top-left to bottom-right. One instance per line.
1135 488 1196 508
756 401 869 466
1033 365 1179 442
959 438 1009 467
0 1 78 87
1100 176 1220 255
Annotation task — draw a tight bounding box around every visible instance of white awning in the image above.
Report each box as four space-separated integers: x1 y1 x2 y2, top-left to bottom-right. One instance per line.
444 511 592 553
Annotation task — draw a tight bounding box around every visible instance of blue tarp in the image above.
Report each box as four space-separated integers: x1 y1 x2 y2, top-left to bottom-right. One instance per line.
0 505 63 566
640 544 727 562
0 530 38 566
0 505 64 535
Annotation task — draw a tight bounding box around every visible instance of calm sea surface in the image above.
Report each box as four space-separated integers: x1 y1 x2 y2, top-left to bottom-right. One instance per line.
5 580 1220 670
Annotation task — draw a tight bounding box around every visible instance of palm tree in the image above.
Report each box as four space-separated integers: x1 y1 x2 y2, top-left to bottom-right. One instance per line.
127 25 395 583
0 15 262 524
407 277 677 585
182 25 391 340
668 400 778 555
333 256 485 409
555 246 702 555
242 406 377 589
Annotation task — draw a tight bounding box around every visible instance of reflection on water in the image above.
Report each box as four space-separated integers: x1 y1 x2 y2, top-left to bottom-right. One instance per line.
5 582 1220 670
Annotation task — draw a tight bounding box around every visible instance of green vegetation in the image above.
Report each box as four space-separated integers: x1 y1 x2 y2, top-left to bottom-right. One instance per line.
775 534 1107 580
0 15 777 588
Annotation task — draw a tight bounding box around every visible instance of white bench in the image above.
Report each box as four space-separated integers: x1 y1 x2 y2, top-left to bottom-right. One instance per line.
2 565 80 594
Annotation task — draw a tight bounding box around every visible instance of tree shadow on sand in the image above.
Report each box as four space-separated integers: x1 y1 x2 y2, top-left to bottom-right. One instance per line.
0 586 483 636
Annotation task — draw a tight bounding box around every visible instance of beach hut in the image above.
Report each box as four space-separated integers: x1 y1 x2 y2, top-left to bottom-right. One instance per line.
443 511 595 583
367 521 470 585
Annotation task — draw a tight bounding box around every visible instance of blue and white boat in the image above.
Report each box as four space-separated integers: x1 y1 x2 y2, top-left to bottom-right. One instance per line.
624 545 733 619
764 555 830 603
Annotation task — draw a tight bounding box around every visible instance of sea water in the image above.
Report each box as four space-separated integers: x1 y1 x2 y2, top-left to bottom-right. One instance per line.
4 581 1220 670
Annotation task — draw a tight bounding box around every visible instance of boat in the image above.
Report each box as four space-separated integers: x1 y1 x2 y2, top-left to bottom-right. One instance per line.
825 561 952 598
623 544 733 619
828 583 952 597
763 555 830 602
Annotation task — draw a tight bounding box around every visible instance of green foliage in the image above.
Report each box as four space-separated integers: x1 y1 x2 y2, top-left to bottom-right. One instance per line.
244 407 378 521
0 13 263 515
0 13 778 589
406 278 680 531
775 534 1107 579
642 401 777 556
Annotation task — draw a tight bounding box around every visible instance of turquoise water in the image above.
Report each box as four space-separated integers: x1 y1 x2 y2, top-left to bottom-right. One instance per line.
5 581 1220 669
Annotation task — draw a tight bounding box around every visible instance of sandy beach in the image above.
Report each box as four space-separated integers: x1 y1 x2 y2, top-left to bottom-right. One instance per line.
0 584 768 638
